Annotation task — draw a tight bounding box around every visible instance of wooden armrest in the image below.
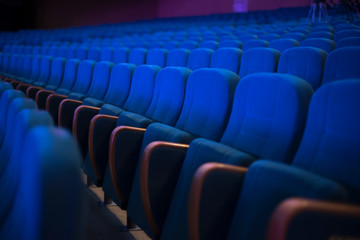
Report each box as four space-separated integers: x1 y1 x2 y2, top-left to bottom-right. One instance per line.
26 85 43 98
72 105 100 139
140 141 190 235
88 114 119 180
45 93 67 111
35 89 55 104
188 162 248 240
267 197 360 240
108 126 146 203
58 99 82 128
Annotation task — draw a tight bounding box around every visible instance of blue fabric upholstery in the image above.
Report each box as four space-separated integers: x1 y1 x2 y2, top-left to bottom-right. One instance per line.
88 47 101 61
300 38 335 53
292 79 360 201
44 57 66 89
322 47 360 84
76 47 88 60
187 48 213 70
277 47 328 90
210 47 242 74
226 160 348 240
32 56 53 87
269 38 299 52
54 59 80 94
166 48 190 67
282 32 306 42
66 60 96 99
307 31 334 39
100 47 114 61
242 39 269 51
129 48 147 66
113 47 129 63
334 30 360 42
146 48 168 68
218 40 242 49
199 40 218 50
336 37 360 48
180 40 198 50
239 47 281 78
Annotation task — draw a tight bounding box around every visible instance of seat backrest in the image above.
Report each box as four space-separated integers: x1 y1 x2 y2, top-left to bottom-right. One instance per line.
199 40 219 50
175 68 240 141
166 48 190 67
122 65 161 114
36 56 53 84
282 32 306 42
46 57 66 87
334 29 360 42
85 61 114 99
278 47 328 90
22 55 33 78
293 79 360 201
307 31 334 39
146 48 168 68
221 72 313 163
300 38 335 53
164 41 180 50
242 39 269 51
218 40 242 49
210 47 243 74
66 46 77 59
102 63 137 106
144 67 192 125
31 46 40 55
187 48 213 70
258 33 280 42
40 46 49 55
180 40 198 50
3 126 83 240
0 53 10 72
58 59 80 90
8 54 18 75
29 55 42 82
113 47 130 63
322 47 360 84
336 37 360 48
70 60 96 94
269 38 299 53
48 46 58 57
129 48 147 66
88 47 101 61
57 46 68 57
239 47 281 78
100 47 114 61
76 47 88 60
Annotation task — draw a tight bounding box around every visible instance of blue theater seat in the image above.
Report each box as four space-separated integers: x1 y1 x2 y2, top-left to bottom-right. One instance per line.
46 60 95 125
307 31 334 39
113 47 130 63
146 48 168 68
88 47 101 61
239 47 281 78
84 67 190 189
26 57 67 100
123 68 240 234
210 47 242 74
187 48 213 70
300 38 335 53
222 79 360 240
76 46 88 60
1 126 83 240
166 48 190 67
36 58 80 109
218 40 242 49
58 61 114 131
180 40 198 50
135 73 313 239
336 37 360 48
163 41 180 50
269 38 299 53
128 48 147 66
334 29 360 43
100 47 114 61
322 47 360 84
242 39 269 51
277 47 328 90
199 40 219 50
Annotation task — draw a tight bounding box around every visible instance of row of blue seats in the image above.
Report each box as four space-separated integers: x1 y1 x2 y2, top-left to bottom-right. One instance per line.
0 82 83 240
1 45 358 240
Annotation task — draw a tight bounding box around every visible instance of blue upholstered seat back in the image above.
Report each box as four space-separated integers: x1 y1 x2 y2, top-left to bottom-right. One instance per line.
113 47 130 63
269 38 299 52
210 47 242 74
46 57 66 87
239 47 280 78
29 55 41 81
129 48 147 66
58 59 80 90
187 48 213 70
300 38 335 53
322 47 360 84
145 67 191 125
146 48 168 68
36 56 53 84
22 55 33 78
336 37 360 48
122 65 161 114
103 63 136 106
100 47 114 61
166 48 190 67
175 68 240 141
88 47 101 61
278 47 328 90
242 39 269 51
70 60 96 94
85 61 114 99
221 73 313 163
293 80 360 200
